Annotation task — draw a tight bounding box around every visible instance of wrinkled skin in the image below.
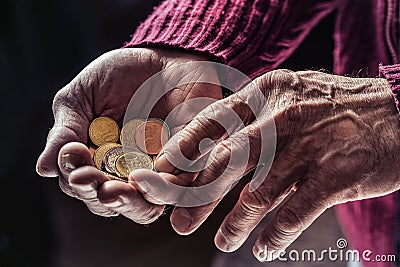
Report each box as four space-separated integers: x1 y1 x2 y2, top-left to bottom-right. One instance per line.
142 70 400 261
36 48 222 223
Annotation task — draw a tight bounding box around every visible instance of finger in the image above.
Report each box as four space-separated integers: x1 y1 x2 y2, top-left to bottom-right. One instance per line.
68 166 119 217
57 142 93 197
97 180 165 224
57 142 118 216
37 87 90 177
171 201 222 235
131 169 222 234
213 142 307 252
169 162 280 236
252 178 330 262
214 183 291 253
169 120 276 234
156 69 291 177
167 72 299 235
130 169 197 205
155 89 257 174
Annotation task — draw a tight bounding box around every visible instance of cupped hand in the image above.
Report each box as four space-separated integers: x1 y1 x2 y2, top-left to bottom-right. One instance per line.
148 70 400 260
36 47 222 223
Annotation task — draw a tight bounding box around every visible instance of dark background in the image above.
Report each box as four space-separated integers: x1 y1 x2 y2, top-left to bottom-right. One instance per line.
0 1 335 266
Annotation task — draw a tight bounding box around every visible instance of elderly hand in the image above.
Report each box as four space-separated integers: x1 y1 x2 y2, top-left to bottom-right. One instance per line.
36 48 222 223
143 70 400 260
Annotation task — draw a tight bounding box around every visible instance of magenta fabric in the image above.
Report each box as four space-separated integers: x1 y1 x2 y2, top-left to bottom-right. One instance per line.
126 0 399 266
125 0 341 79
380 64 400 114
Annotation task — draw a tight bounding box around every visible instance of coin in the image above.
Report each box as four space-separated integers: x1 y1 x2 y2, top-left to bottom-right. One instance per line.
115 151 153 178
93 143 120 169
134 119 170 155
114 155 130 178
103 145 124 174
120 119 144 148
89 117 120 146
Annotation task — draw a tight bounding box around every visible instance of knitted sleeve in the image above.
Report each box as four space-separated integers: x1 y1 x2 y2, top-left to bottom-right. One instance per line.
124 0 340 79
379 64 400 114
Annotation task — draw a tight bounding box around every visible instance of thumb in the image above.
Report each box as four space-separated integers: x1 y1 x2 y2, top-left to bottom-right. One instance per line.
36 88 90 177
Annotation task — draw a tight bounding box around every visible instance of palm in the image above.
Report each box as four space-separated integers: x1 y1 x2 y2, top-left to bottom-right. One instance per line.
37 48 221 177
36 47 222 222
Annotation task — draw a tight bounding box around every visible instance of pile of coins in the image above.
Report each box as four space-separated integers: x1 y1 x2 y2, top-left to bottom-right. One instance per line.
88 117 170 181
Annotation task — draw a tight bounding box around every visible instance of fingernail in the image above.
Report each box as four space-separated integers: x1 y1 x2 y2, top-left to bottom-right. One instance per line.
102 196 125 208
36 155 58 177
62 154 86 172
172 208 193 233
154 153 175 173
215 228 232 252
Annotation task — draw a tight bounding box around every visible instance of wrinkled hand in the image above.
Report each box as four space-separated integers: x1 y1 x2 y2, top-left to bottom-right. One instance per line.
36 48 222 223
144 70 400 260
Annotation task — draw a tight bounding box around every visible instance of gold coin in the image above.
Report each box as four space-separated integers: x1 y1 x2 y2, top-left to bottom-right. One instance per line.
103 145 124 174
114 155 130 179
120 119 144 148
89 117 120 146
101 171 127 182
134 119 170 155
93 143 120 170
115 151 153 178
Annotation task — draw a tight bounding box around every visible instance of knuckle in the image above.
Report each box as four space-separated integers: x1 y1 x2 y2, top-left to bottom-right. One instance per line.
221 220 243 243
215 140 232 161
242 189 271 211
284 104 302 122
52 88 68 111
86 203 119 217
271 69 294 78
125 204 162 224
264 69 294 85
196 140 232 182
276 205 305 233
207 153 229 179
58 177 76 198
263 227 290 251
263 205 305 251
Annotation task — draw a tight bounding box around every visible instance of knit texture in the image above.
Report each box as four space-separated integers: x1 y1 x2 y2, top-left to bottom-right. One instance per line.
125 0 339 79
380 63 400 114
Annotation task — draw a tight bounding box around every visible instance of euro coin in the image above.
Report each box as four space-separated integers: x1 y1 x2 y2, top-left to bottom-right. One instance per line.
120 119 144 148
115 151 153 178
134 119 170 155
103 145 124 174
89 117 120 146
93 143 120 170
